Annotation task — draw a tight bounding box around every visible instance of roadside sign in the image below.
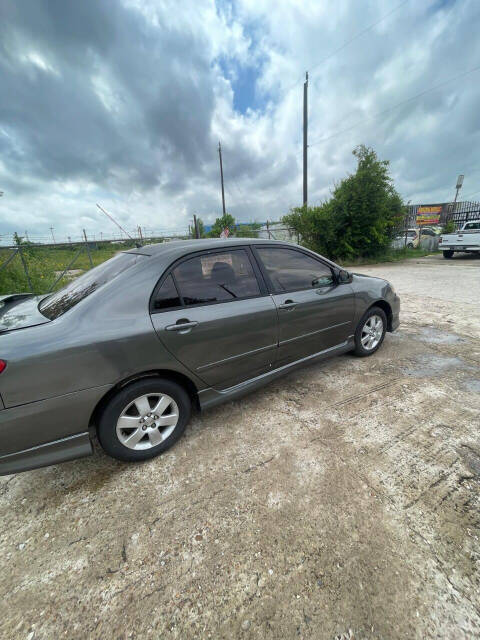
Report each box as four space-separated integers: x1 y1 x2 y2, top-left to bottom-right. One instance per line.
416 205 442 225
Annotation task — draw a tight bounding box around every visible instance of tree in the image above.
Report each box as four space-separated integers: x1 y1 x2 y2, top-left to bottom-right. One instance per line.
235 222 262 238
208 213 236 237
283 145 404 261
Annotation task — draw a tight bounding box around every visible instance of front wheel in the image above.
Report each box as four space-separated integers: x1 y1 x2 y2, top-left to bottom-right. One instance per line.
98 378 191 462
443 250 454 259
352 306 387 357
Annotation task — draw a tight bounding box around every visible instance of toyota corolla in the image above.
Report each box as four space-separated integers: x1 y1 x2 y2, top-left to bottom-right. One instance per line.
0 239 399 475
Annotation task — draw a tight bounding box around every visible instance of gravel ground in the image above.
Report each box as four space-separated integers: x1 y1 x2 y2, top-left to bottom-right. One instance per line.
1 252 479 640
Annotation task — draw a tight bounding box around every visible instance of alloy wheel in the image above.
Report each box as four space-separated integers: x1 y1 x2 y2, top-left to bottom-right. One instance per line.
115 393 179 450
361 314 384 351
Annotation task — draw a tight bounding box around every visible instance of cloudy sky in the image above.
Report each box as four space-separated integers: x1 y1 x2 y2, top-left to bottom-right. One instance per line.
0 0 479 242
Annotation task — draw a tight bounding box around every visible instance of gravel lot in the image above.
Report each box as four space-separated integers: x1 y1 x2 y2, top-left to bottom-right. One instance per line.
1 253 479 639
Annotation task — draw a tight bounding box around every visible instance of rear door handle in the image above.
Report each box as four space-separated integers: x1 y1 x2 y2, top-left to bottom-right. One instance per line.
278 300 297 310
165 321 199 332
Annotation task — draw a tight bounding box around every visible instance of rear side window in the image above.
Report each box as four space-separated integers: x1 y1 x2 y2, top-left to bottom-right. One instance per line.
40 252 145 320
172 249 261 306
464 222 480 230
257 247 333 293
152 274 181 310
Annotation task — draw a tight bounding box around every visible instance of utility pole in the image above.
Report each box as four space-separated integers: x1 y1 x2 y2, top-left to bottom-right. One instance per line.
193 214 200 239
448 174 464 223
50 226 56 244
303 71 308 207
218 141 226 216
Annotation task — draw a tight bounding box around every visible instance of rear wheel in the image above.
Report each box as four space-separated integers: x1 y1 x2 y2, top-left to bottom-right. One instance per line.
443 250 454 259
98 378 191 462
353 306 387 357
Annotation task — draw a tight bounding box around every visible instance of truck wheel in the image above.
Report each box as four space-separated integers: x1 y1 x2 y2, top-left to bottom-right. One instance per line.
443 250 454 259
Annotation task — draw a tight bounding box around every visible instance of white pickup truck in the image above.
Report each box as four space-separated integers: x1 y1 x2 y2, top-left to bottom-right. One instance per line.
439 220 480 258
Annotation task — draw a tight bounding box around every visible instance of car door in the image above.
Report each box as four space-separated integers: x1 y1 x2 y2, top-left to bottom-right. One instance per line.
150 247 278 389
254 246 355 367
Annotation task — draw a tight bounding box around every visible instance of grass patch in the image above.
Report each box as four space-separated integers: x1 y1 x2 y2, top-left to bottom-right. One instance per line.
0 242 132 295
340 247 435 267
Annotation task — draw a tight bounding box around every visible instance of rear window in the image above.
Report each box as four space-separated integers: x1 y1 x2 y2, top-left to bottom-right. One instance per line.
39 252 146 320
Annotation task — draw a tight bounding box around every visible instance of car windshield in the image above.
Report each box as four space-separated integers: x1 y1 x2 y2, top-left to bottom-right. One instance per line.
39 252 146 320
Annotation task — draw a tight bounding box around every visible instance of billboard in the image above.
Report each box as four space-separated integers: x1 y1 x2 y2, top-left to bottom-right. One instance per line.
416 205 443 225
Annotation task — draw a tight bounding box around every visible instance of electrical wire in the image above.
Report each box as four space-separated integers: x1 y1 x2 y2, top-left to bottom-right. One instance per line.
281 0 409 95
307 64 480 148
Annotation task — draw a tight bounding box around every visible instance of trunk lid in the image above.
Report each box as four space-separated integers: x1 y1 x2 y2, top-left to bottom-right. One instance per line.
0 294 50 333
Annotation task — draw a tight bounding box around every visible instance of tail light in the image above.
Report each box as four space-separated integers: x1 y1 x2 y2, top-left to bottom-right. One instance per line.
439 237 442 243
0 360 6 374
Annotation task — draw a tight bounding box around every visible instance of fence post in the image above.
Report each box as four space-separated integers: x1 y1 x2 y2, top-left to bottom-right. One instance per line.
18 245 33 291
266 220 271 239
83 229 94 268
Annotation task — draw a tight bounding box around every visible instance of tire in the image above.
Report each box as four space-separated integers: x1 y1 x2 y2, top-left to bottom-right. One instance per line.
97 378 191 462
407 242 414 249
443 250 454 259
352 306 387 357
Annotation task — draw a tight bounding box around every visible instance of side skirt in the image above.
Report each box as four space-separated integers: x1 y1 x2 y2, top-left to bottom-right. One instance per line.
0 433 92 476
198 337 354 411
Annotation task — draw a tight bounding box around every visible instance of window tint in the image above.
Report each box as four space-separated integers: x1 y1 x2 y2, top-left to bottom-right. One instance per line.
39 252 146 320
464 222 480 230
152 274 181 310
173 250 260 306
257 247 333 293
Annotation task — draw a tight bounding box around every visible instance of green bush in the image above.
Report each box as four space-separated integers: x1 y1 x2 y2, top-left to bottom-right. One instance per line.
283 145 404 261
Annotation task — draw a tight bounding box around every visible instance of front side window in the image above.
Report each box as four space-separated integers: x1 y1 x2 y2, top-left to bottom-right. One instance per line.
257 247 333 293
172 249 260 306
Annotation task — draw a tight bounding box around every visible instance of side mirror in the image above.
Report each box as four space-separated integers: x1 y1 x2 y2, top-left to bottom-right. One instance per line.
337 269 352 284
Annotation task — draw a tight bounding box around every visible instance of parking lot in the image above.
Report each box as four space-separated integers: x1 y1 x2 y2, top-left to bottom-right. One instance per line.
0 253 479 639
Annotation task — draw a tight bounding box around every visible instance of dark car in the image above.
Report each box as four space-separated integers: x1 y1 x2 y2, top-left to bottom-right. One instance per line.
0 239 399 475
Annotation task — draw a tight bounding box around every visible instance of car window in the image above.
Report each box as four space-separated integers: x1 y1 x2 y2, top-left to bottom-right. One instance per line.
464 222 480 230
407 230 417 237
256 247 333 293
39 252 146 320
172 249 261 306
152 274 182 310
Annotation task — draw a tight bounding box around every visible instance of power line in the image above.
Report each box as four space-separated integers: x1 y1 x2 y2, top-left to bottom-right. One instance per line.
281 0 409 95
307 64 480 148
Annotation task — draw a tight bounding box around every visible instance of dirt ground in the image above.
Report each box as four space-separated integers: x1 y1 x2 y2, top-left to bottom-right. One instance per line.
1 253 479 640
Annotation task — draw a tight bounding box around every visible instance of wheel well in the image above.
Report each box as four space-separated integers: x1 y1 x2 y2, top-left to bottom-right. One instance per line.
89 369 200 431
370 300 393 331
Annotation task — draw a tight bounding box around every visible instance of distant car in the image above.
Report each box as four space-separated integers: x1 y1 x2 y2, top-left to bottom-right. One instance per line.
439 220 480 258
392 227 439 250
0 239 399 475
392 228 419 249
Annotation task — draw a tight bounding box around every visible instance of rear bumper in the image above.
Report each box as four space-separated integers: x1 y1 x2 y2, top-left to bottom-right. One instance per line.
0 433 92 475
0 384 111 475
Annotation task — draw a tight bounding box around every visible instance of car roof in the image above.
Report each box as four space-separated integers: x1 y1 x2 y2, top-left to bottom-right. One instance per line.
125 237 296 258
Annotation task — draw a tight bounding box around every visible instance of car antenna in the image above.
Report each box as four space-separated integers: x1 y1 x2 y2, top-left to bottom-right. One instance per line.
96 203 142 247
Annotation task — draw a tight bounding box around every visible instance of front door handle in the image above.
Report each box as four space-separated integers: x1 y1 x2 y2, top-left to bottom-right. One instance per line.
278 300 297 310
165 320 199 332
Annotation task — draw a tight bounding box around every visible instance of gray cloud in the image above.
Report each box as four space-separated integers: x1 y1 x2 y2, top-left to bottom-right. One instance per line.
0 0 479 242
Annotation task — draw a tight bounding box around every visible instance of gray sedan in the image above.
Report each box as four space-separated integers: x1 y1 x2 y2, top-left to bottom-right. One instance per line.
0 239 399 475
